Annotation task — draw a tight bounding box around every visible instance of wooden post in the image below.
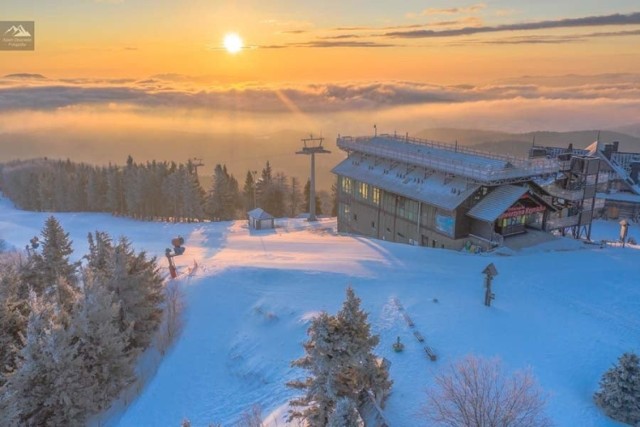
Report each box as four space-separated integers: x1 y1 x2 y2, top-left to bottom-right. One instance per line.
482 263 498 307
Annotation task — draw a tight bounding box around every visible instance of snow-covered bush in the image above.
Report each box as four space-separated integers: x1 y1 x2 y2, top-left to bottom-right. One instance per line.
594 352 640 425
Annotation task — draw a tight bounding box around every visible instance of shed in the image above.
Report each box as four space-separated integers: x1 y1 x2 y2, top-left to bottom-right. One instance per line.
247 208 275 230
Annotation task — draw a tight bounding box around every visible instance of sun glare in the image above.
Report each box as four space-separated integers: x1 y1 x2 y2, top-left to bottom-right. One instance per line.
223 33 243 54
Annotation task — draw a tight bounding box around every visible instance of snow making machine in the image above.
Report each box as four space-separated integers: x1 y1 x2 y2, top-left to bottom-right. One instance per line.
165 236 186 279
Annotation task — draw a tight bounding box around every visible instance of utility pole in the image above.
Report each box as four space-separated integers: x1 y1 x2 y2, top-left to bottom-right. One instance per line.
191 158 204 182
296 134 331 221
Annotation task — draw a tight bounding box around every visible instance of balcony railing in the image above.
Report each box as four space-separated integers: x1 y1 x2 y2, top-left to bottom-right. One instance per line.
338 135 561 185
545 215 580 230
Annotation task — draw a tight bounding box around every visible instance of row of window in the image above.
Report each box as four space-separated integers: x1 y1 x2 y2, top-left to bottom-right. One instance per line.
340 177 381 205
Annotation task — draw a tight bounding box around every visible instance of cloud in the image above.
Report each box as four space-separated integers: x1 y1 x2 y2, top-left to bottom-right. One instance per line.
453 28 640 46
1 75 640 116
1 75 640 136
421 3 486 16
385 12 640 38
259 40 400 49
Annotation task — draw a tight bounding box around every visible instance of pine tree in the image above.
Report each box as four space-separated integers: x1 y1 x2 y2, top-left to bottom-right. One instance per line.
288 312 340 426
22 217 80 313
208 164 240 220
243 170 256 211
1 295 62 426
594 352 640 425
0 254 28 387
334 287 392 405
109 237 164 352
38 216 79 290
288 288 392 426
327 397 362 427
67 271 134 415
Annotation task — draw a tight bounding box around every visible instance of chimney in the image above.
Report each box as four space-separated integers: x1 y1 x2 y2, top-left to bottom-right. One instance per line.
612 141 619 153
631 162 640 185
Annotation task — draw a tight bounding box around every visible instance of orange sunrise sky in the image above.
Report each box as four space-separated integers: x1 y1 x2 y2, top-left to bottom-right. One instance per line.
1 1 640 141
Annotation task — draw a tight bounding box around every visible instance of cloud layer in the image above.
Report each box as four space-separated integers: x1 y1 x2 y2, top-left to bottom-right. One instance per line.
1 74 639 115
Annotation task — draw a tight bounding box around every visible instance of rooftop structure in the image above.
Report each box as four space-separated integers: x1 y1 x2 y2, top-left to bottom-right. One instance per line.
337 134 560 185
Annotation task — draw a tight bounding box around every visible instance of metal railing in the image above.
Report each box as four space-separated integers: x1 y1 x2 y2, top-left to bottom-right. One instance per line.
338 135 561 185
545 215 580 230
541 183 585 201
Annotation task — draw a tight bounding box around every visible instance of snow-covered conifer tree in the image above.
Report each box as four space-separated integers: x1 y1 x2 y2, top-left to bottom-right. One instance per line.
0 254 28 386
334 287 392 406
288 287 391 426
288 312 339 426
67 271 134 415
327 397 363 427
1 295 62 426
594 352 640 425
109 237 164 352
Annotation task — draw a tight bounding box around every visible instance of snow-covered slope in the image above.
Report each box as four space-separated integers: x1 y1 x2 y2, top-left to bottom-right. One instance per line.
1 196 638 427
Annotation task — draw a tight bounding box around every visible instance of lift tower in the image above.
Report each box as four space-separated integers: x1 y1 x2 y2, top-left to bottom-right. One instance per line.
296 135 331 221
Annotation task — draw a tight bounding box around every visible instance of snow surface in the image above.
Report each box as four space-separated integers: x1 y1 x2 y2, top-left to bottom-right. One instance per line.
1 195 639 427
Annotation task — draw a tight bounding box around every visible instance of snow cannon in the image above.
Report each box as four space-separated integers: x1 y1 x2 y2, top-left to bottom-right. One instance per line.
30 236 40 249
172 236 185 256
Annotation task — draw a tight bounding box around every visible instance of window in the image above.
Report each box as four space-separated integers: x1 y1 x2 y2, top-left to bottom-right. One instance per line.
353 213 358 221
341 176 353 195
371 221 375 228
357 181 369 200
372 187 380 205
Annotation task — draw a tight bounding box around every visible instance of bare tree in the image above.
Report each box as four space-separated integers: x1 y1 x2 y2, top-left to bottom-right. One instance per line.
236 404 263 427
424 355 552 427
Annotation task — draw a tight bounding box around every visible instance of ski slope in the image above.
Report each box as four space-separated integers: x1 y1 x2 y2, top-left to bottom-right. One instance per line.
0 196 638 427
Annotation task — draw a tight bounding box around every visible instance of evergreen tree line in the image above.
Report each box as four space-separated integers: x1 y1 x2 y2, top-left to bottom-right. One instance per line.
0 157 338 222
0 217 166 426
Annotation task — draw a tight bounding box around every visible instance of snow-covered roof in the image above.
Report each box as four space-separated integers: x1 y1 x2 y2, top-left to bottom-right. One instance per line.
337 135 560 184
466 185 529 222
247 208 274 220
332 157 479 211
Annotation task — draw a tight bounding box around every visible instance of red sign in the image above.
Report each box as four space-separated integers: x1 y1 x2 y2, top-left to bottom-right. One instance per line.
499 205 545 219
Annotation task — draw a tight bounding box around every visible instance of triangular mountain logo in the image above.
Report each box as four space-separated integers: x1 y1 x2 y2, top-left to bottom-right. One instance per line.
4 25 31 37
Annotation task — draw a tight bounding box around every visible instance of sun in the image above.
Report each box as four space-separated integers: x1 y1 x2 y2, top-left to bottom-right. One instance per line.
223 33 243 54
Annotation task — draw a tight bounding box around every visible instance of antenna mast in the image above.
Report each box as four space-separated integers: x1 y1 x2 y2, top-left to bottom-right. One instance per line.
296 134 331 221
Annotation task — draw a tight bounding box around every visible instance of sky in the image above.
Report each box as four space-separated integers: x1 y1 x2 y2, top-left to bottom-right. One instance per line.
1 1 640 142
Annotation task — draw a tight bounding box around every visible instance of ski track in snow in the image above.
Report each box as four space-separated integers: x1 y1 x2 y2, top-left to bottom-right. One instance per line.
1 196 639 427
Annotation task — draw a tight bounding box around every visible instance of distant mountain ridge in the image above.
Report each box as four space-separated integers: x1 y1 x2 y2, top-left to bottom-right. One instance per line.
1 127 639 192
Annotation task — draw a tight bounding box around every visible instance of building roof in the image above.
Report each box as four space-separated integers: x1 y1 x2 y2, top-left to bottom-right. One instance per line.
466 185 529 222
247 208 274 220
337 135 560 185
332 157 479 211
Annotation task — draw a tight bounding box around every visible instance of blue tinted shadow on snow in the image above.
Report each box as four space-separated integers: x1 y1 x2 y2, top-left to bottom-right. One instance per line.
117 267 358 427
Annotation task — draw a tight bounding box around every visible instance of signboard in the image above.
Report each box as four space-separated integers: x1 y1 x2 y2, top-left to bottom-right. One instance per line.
435 213 454 236
499 205 545 219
